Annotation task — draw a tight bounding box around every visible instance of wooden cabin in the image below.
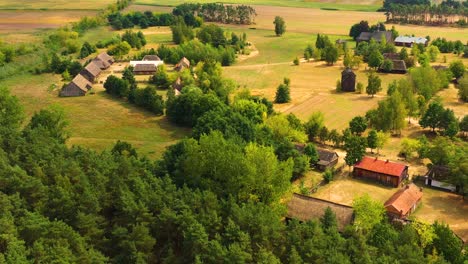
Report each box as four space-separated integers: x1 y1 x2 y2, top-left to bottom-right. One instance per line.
341 68 356 92
79 61 102 82
384 184 423 219
353 157 408 187
60 74 92 97
316 148 339 171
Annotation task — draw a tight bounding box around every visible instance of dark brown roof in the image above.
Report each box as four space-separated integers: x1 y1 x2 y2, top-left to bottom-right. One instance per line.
93 52 114 69
379 59 407 73
174 57 190 71
143 55 161 61
84 61 102 77
317 148 338 165
92 58 110 69
383 53 400 60
287 193 354 231
357 31 393 43
172 77 183 91
341 68 356 77
385 184 422 216
133 64 157 73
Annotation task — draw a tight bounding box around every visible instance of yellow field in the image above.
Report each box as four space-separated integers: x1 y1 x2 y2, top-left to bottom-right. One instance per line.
0 0 114 10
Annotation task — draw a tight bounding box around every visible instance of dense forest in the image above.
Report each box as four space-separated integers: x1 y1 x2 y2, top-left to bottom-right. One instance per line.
384 0 468 26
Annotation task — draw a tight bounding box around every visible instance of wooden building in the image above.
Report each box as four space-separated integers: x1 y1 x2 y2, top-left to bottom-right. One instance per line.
353 157 408 187
341 68 356 92
60 74 92 97
379 53 407 74
287 193 354 231
143 55 161 61
172 77 183 93
394 36 428 47
174 57 190 72
80 61 102 82
133 64 157 75
92 52 114 69
356 31 394 44
425 165 459 192
384 184 423 219
316 148 339 171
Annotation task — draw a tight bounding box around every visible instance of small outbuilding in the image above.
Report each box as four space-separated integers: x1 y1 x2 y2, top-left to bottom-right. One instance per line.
60 74 92 97
425 165 459 192
143 55 161 61
133 64 157 75
316 148 339 171
341 68 356 92
93 52 114 69
394 36 428 47
380 53 407 74
384 184 423 219
287 193 354 231
172 77 183 93
353 156 409 187
174 57 190 72
80 61 102 82
356 31 394 44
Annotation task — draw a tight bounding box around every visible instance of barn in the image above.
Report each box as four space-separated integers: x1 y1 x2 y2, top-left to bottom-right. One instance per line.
353 157 408 187
384 184 423 219
341 68 356 92
287 193 354 231
133 64 157 75
60 74 92 97
356 31 394 44
394 36 428 47
379 53 407 74
172 77 183 93
92 52 115 69
174 57 190 72
80 61 102 82
143 55 161 61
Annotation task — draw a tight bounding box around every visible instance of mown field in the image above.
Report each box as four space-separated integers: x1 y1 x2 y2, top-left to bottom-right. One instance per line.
135 0 381 12
0 0 114 10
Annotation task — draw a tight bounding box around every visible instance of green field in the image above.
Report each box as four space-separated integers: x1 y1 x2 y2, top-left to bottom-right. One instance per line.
135 0 381 12
0 0 114 10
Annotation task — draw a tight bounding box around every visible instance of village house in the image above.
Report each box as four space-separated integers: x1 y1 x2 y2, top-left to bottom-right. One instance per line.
379 53 407 74
133 64 157 75
79 61 102 83
425 165 459 192
341 68 356 92
384 184 423 219
356 31 394 44
174 57 190 72
92 52 115 69
353 156 409 187
60 74 92 97
287 193 354 231
394 36 428 47
130 60 164 69
316 148 339 171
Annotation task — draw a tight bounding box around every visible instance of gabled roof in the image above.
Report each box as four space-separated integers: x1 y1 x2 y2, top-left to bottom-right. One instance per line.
357 31 393 43
317 148 338 164
133 64 157 73
92 58 111 69
71 74 92 92
175 57 190 71
83 61 102 77
391 60 407 72
383 53 400 60
354 157 408 177
143 55 161 61
385 184 423 216
173 77 183 91
287 193 354 231
395 36 428 44
96 52 114 63
341 68 356 77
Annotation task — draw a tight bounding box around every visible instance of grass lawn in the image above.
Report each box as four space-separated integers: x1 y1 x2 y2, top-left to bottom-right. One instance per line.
0 73 189 159
0 0 114 10
134 0 381 12
292 170 323 194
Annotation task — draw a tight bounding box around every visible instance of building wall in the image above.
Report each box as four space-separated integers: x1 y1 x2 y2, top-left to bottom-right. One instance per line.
425 178 457 192
60 84 86 97
353 168 401 187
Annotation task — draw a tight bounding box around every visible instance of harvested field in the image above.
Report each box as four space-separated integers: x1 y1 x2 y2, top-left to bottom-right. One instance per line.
0 0 114 10
0 10 97 33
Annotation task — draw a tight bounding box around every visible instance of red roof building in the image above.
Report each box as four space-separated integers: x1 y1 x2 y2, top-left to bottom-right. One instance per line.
384 184 423 219
353 156 408 187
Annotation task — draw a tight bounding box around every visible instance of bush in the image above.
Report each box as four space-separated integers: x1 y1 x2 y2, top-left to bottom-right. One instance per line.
323 168 334 183
293 57 299 65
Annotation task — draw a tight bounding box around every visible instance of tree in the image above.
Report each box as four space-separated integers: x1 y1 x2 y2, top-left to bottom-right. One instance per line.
367 130 378 153
104 75 129 98
322 169 334 183
381 59 393 72
107 41 131 57
432 222 464 264
368 50 383 70
426 45 440 62
460 115 468 136
304 112 324 141
344 135 367 170
273 16 286 36
274 78 291 103
0 86 23 137
375 131 389 155
352 194 385 233
25 106 70 144
449 60 466 79
323 45 339 65
303 143 319 165
293 57 299 65
399 138 420 160
349 116 367 135
304 44 314 61
149 65 170 89
366 71 382 97
419 101 444 132
349 20 370 40
457 75 468 102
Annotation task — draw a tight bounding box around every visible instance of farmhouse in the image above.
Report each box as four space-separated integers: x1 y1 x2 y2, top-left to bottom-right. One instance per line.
380 53 407 74
384 184 423 219
425 165 459 192
394 36 428 47
356 31 394 44
287 193 354 231
174 57 190 72
316 148 339 171
60 74 92 97
80 61 102 82
341 68 356 92
143 55 161 61
133 64 157 75
353 156 409 187
93 52 114 69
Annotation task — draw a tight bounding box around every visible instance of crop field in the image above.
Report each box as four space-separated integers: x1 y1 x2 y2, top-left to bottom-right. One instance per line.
0 10 97 33
135 0 381 12
0 0 114 10
0 73 189 159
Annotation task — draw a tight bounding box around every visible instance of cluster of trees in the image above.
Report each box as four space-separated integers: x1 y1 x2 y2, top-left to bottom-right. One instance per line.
354 38 396 64
302 34 340 65
121 30 146 49
431 37 466 54
173 3 257 25
349 20 397 40
384 0 468 26
104 67 164 115
48 53 83 77
419 100 461 137
458 74 468 101
79 41 97 59
108 11 175 30
275 78 291 103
